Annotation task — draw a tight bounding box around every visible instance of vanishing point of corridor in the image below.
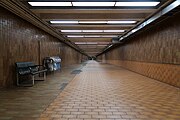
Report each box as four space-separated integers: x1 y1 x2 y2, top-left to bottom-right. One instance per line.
39 61 180 120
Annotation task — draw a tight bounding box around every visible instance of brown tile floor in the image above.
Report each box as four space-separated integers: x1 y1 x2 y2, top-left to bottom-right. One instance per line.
0 63 85 120
39 61 180 120
0 61 179 120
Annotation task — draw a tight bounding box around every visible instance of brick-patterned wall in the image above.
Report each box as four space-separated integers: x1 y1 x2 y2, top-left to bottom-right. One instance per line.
0 6 84 87
98 12 180 87
117 12 180 64
60 46 82 67
105 60 180 87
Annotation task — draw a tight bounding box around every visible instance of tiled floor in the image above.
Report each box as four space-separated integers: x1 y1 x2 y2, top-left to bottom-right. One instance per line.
0 64 85 120
39 61 180 120
0 61 179 120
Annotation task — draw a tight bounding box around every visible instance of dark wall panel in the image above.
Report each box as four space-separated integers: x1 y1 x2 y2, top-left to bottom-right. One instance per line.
60 46 81 66
0 6 84 87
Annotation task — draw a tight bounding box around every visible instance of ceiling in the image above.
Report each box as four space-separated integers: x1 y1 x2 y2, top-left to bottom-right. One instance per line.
20 0 169 57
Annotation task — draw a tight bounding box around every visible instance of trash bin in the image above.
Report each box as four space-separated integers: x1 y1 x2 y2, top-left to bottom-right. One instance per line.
43 56 61 72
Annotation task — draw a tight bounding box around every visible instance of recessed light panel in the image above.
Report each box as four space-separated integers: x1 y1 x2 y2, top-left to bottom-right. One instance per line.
29 2 160 7
68 35 117 38
51 20 136 24
28 2 72 6
101 35 118 38
86 42 98 44
67 35 84 38
82 30 103 32
72 2 115 6
61 30 125 33
84 35 101 38
75 42 86 44
104 30 125 32
107 21 136 24
61 30 82 32
79 21 107 24
115 2 160 7
50 21 78 24
98 42 110 44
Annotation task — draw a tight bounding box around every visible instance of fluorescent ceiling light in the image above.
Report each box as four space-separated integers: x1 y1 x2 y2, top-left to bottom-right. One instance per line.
98 42 110 44
75 42 109 46
85 35 101 38
87 51 100 53
75 42 86 44
83 30 103 32
50 20 136 24
28 2 159 7
86 42 98 44
50 21 78 24
75 42 98 45
104 30 125 32
115 2 160 6
107 21 136 24
61 30 124 32
61 30 82 32
79 21 107 24
67 35 84 38
28 2 72 6
101 35 118 37
67 35 118 38
84 35 118 38
72 2 115 6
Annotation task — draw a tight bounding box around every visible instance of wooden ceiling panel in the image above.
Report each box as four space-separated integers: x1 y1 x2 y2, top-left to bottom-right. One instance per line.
40 13 149 20
54 25 133 30
22 0 163 56
32 9 155 14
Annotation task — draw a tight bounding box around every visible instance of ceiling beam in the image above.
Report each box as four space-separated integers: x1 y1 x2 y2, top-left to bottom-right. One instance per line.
53 25 134 30
40 13 149 20
32 9 155 14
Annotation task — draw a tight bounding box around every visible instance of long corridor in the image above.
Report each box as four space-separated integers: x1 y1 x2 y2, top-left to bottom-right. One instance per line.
39 61 180 120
